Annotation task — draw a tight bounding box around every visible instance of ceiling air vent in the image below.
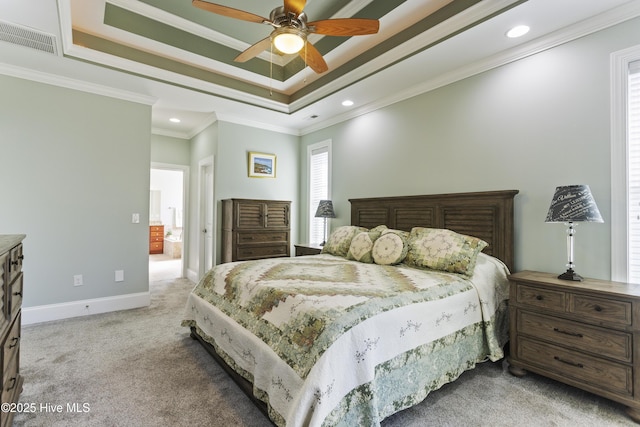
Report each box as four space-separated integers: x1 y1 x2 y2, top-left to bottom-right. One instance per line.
0 20 58 55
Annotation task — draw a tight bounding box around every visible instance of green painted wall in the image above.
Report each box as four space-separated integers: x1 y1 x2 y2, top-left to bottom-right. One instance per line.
300 17 640 281
1 75 151 307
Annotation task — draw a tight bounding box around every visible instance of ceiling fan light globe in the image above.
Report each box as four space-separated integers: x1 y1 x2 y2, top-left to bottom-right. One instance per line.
273 31 305 54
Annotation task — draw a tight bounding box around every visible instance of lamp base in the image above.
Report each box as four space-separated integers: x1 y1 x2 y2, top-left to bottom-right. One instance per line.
558 268 583 281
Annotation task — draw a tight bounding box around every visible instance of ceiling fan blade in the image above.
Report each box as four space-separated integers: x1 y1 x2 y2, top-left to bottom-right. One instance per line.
299 42 328 74
283 0 306 16
308 18 380 36
234 37 272 63
192 0 268 24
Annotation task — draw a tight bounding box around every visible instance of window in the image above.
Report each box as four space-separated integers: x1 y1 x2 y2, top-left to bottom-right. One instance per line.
611 47 640 282
628 60 640 281
307 140 331 245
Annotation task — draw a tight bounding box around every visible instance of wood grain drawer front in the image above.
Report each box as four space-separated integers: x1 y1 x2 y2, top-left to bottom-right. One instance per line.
569 294 631 327
237 232 288 244
9 274 22 320
8 244 23 283
150 226 164 232
518 337 633 397
1 354 19 405
237 245 288 260
2 314 20 376
150 235 163 242
516 284 566 312
517 311 631 363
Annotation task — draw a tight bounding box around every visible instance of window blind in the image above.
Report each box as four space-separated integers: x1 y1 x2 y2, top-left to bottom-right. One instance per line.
309 145 329 244
628 60 640 282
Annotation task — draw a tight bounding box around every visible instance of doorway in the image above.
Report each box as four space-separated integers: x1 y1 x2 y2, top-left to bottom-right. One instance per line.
149 163 189 282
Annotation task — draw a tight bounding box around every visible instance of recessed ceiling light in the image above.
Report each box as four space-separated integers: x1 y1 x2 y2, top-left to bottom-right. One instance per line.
169 117 181 123
342 100 354 107
506 25 530 38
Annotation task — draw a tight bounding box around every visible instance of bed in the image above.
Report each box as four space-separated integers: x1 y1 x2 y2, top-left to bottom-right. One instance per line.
183 190 518 426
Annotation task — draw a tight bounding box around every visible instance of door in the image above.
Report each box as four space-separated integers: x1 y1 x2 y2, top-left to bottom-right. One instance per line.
199 156 215 278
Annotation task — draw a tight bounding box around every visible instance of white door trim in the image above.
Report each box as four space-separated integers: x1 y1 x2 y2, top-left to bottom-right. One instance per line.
150 162 190 279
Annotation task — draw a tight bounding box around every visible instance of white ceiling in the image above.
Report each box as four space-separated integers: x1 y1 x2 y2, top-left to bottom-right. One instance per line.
1 0 639 139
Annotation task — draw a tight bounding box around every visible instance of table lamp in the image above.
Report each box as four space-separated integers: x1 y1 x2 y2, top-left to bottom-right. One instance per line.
545 185 603 281
314 200 335 246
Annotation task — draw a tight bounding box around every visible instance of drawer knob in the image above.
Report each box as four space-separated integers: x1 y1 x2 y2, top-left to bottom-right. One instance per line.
536 295 543 301
594 305 603 312
554 356 584 369
553 328 583 338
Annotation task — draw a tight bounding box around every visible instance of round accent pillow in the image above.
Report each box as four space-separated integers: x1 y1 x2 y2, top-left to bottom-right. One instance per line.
372 231 408 265
347 230 382 263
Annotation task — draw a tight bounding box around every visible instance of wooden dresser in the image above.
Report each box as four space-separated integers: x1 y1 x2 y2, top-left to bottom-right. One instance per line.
221 199 290 263
149 225 164 254
0 235 25 427
508 270 640 422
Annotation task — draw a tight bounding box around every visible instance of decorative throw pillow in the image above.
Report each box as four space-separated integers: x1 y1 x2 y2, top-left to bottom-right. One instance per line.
404 227 488 277
371 229 409 265
347 228 385 263
322 226 367 257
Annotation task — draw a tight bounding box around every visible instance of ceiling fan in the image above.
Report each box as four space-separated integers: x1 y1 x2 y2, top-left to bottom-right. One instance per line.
192 0 380 74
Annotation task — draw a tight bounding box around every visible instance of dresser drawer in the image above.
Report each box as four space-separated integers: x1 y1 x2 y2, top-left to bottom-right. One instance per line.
516 284 566 312
150 242 163 253
236 244 289 260
517 337 633 397
2 314 20 376
569 294 632 327
1 354 20 406
8 244 23 284
236 232 288 244
9 274 22 320
517 310 631 362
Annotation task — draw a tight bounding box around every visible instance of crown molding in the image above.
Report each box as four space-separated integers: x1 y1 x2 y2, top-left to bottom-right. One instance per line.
300 0 640 135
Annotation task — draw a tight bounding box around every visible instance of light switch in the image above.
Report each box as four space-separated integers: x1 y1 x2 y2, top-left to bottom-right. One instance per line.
132 213 140 224
115 270 124 282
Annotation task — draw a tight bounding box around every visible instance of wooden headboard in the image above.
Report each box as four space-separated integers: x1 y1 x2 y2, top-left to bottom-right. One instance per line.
349 190 519 272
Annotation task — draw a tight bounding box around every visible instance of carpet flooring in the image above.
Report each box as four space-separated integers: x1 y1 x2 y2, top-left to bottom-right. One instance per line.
11 268 638 426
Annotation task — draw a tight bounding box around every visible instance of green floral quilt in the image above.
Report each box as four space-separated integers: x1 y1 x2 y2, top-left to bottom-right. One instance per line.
183 253 510 426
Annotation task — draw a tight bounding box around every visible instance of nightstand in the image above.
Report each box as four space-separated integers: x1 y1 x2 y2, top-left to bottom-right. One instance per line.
294 244 322 256
508 270 640 422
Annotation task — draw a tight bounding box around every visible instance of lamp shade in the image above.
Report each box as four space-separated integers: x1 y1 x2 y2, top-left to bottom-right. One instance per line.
545 185 603 223
315 200 336 218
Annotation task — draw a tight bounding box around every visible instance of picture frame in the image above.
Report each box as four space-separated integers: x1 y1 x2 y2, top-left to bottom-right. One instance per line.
248 152 276 178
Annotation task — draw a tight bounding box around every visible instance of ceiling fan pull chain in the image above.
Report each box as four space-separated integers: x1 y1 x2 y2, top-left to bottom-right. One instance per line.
303 41 307 84
269 43 273 96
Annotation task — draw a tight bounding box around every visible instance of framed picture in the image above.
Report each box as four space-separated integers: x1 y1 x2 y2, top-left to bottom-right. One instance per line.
248 152 276 178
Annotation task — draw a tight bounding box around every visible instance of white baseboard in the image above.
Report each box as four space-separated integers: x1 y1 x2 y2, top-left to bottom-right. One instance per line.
186 268 199 283
22 292 151 325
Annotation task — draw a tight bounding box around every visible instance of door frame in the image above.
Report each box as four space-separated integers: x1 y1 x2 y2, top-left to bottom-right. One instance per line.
150 162 190 279
198 156 215 279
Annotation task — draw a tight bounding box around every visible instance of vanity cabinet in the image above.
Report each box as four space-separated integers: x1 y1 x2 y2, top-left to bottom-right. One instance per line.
0 235 25 427
149 225 164 254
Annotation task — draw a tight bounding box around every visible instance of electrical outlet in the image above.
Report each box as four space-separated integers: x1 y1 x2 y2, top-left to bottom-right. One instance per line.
73 274 83 286
115 270 124 282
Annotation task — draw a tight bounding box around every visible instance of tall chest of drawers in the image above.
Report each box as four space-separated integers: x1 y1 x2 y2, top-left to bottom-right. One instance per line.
221 199 290 263
508 270 640 422
0 235 25 427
